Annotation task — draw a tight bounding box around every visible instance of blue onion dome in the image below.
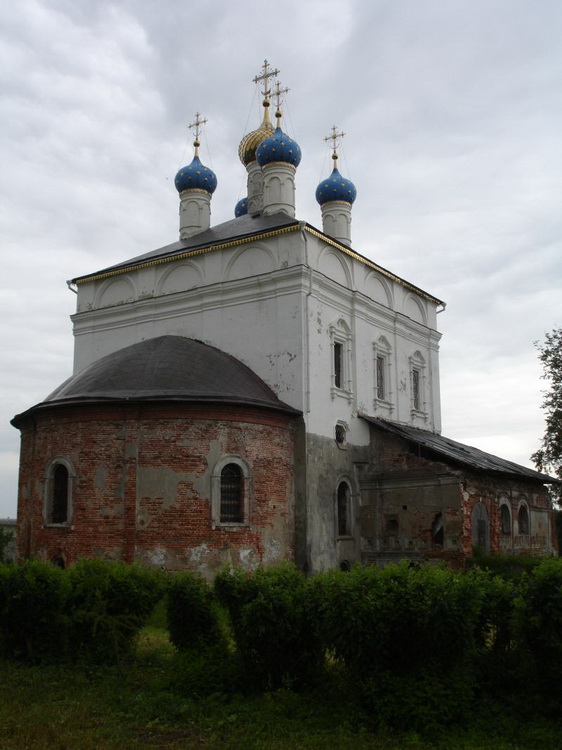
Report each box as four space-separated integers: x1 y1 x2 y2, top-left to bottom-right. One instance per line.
256 126 302 168
174 154 217 194
234 197 248 217
315 165 357 205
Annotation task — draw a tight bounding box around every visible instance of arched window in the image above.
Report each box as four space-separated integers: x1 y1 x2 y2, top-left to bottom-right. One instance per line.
336 481 351 537
518 504 529 536
500 503 511 536
220 464 244 523
44 458 74 526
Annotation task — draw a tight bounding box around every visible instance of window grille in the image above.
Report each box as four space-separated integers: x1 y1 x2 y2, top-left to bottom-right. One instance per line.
51 464 69 524
376 355 385 399
412 368 421 410
220 464 244 523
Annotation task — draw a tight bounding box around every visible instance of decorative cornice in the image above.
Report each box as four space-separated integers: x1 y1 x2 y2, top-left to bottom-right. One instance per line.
73 225 300 285
73 222 444 305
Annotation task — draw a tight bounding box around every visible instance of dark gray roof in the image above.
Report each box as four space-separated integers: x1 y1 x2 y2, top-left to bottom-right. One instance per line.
12 336 300 423
72 213 300 282
361 415 556 484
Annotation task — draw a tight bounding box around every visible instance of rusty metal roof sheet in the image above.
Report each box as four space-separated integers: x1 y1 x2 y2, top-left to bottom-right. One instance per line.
361 414 556 484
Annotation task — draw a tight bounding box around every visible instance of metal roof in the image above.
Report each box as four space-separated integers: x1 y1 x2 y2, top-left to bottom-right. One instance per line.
12 336 300 425
361 414 556 484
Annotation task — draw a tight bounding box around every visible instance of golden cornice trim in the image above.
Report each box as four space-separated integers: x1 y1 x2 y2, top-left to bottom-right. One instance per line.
74 224 301 285
303 227 442 305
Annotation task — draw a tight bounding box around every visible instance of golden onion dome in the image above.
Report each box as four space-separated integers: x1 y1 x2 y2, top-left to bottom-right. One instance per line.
238 101 274 166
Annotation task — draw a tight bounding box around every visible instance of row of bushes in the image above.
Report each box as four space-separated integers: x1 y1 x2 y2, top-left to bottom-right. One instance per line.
1 557 561 730
0 559 164 663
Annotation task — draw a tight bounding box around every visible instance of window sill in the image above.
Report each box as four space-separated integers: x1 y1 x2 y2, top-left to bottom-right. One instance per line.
331 386 353 403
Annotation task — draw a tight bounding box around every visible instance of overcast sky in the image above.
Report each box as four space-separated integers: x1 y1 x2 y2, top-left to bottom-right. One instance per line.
1 0 561 517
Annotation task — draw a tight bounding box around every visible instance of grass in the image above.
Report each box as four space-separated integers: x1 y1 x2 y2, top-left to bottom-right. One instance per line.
0 620 561 750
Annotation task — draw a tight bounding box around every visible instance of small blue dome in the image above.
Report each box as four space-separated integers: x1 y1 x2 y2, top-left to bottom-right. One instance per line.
256 126 302 168
174 155 217 194
234 197 248 217
315 166 357 205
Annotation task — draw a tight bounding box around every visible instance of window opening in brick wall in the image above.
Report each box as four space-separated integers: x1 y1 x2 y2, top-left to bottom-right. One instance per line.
518 504 529 535
337 481 351 537
500 503 511 536
432 512 444 546
220 464 244 523
45 459 73 526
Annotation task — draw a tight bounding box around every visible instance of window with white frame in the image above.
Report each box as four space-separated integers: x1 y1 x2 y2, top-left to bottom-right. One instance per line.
211 457 251 527
409 351 427 416
44 458 75 526
329 319 353 401
373 336 393 414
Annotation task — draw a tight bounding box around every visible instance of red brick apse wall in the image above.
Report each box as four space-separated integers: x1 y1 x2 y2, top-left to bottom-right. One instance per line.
15 402 297 577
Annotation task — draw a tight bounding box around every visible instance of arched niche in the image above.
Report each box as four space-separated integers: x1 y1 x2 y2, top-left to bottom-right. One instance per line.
317 248 352 288
365 271 393 308
158 261 204 295
95 276 136 308
223 244 277 282
404 293 427 325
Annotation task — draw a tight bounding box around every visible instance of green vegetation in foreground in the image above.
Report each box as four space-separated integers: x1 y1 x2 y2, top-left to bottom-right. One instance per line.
0 625 561 750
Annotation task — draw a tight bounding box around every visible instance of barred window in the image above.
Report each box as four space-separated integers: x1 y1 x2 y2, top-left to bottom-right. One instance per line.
500 504 511 536
44 458 74 526
376 355 385 400
51 464 69 524
412 368 421 411
220 464 244 523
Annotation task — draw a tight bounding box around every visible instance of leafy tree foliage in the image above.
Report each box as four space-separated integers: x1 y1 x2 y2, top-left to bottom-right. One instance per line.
531 328 562 504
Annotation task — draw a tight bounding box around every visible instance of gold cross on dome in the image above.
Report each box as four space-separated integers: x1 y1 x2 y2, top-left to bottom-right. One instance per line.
273 80 290 111
252 59 280 100
188 112 207 143
324 125 346 156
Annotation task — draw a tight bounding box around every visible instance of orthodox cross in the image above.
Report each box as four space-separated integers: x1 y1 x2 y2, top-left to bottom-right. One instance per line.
253 59 279 100
188 112 207 154
324 125 346 156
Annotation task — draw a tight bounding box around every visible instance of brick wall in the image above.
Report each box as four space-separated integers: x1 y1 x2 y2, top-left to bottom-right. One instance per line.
15 402 297 577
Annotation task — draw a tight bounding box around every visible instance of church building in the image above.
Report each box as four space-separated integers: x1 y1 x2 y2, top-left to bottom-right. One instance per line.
12 63 558 575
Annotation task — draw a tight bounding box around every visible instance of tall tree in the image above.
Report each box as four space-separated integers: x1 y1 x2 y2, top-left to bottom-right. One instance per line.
531 328 562 504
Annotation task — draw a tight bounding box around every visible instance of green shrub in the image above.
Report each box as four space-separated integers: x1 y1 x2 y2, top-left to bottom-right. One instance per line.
67 559 164 663
516 557 562 710
0 560 70 662
214 564 322 690
312 563 488 731
166 571 223 651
